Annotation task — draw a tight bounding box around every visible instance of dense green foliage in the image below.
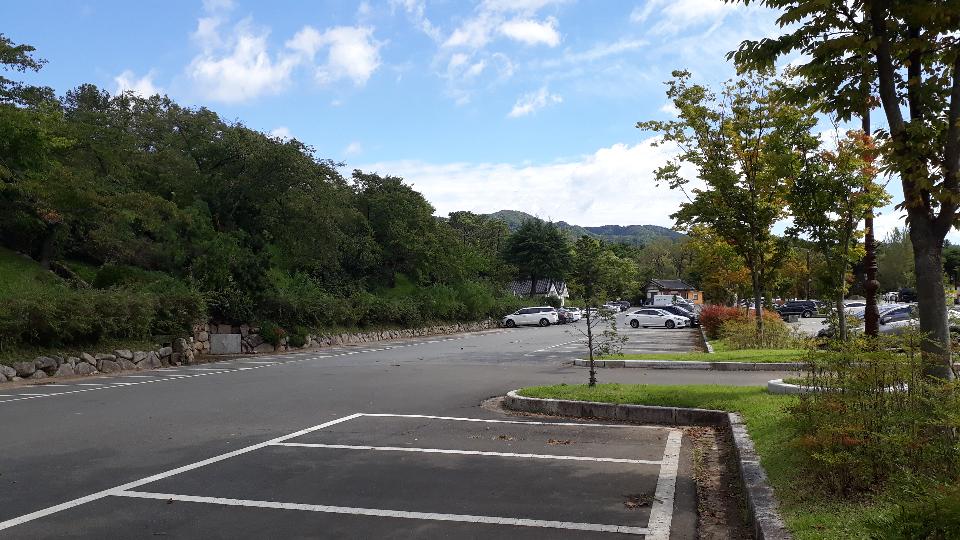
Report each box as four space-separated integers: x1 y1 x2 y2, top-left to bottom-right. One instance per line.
0 35 531 348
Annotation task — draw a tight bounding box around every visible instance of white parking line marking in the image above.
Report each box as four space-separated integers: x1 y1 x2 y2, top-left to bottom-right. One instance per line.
240 361 280 364
361 413 666 429
111 491 649 535
74 383 104 386
15 393 50 397
271 442 663 465
33 384 70 387
0 413 364 531
646 430 682 540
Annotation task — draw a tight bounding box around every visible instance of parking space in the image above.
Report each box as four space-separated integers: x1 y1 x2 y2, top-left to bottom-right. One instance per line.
0 413 689 539
616 327 703 355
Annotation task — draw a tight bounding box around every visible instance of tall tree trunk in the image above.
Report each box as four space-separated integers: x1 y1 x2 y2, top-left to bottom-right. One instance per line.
836 295 846 341
751 272 764 342
586 307 596 387
529 276 538 297
38 224 59 270
909 220 954 380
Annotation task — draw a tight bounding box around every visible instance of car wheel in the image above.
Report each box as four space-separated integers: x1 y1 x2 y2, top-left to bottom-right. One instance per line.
539 318 550 327
801 310 812 318
505 319 516 328
665 320 675 329
630 319 639 328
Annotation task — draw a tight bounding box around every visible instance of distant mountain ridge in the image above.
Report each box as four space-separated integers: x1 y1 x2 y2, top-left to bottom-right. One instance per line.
485 210 684 246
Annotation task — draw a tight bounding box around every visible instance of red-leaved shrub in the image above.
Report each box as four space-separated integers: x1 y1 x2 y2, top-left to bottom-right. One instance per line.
699 304 745 339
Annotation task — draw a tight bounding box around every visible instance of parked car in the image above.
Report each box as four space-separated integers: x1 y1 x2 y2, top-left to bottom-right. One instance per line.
565 307 583 321
611 300 631 311
602 303 624 312
557 308 578 324
626 308 689 329
658 305 698 327
502 307 558 327
777 300 820 319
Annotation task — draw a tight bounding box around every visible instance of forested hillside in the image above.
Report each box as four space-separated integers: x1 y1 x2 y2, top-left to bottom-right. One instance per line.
486 210 684 245
0 35 528 350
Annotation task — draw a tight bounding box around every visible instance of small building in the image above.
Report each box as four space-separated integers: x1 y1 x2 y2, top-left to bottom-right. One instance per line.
643 279 703 305
508 279 569 306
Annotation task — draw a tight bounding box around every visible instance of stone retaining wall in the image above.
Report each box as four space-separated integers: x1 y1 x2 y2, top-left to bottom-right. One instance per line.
0 338 196 383
0 319 500 384
191 320 499 355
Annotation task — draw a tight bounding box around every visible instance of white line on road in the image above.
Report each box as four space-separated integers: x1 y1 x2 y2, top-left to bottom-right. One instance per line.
0 413 364 531
646 430 682 540
271 442 662 465
360 413 666 429
111 491 648 535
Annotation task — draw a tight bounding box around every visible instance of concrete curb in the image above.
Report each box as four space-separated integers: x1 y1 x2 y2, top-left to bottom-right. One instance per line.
572 359 804 371
767 379 813 395
503 390 792 540
699 326 714 353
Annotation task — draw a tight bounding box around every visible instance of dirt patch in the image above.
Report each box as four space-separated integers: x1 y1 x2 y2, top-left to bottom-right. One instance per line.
686 426 753 540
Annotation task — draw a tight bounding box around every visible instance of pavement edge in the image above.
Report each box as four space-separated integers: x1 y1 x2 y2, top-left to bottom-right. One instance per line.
572 359 803 371
502 390 792 540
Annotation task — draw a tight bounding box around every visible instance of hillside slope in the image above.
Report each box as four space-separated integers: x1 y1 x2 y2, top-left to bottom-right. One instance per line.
0 247 63 299
485 210 684 245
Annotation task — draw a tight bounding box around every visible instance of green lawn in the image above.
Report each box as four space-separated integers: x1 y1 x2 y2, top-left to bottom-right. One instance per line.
0 247 64 299
517 383 895 539
608 349 807 363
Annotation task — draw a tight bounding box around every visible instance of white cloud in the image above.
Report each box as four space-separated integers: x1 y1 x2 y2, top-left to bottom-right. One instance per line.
357 1 373 18
537 38 647 69
269 126 293 140
344 141 363 156
358 137 695 227
188 18 299 102
113 70 162 97
391 0 442 41
508 86 562 117
443 13 497 49
202 0 234 12
287 26 382 86
633 0 737 35
499 17 560 46
659 101 679 116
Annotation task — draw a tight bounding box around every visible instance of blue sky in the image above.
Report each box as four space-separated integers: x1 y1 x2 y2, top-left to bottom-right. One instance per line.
7 0 920 239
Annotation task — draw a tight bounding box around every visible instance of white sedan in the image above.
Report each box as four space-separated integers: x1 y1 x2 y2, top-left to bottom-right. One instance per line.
627 308 689 329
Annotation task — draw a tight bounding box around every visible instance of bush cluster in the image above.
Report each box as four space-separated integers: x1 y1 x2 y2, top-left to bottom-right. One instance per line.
699 304 744 339
719 313 803 349
790 335 960 495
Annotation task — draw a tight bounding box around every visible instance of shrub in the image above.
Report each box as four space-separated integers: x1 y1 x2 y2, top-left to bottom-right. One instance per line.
719 312 803 349
699 304 746 339
790 335 960 494
0 287 155 348
869 481 960 539
287 325 309 348
144 277 207 336
259 321 286 347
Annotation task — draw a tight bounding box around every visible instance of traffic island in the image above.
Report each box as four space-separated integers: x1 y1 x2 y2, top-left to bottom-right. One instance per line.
573 358 804 371
502 388 792 540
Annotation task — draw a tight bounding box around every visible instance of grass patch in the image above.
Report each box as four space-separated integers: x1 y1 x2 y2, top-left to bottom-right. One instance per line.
608 349 806 363
517 383 896 538
0 247 64 300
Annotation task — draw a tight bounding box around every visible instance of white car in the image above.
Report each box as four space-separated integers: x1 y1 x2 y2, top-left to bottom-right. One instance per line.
627 308 689 329
502 306 559 328
564 307 583 322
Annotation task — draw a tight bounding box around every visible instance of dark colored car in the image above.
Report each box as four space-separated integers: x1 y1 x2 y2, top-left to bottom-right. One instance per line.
658 305 699 327
777 300 819 319
611 300 631 311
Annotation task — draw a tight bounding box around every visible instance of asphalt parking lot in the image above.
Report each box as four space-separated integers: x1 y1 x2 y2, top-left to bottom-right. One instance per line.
2 412 695 539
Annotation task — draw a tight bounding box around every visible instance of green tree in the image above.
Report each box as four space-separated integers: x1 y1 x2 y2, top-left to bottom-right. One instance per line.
788 130 890 339
503 219 571 296
731 0 958 377
569 236 625 386
638 69 815 338
877 227 915 292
